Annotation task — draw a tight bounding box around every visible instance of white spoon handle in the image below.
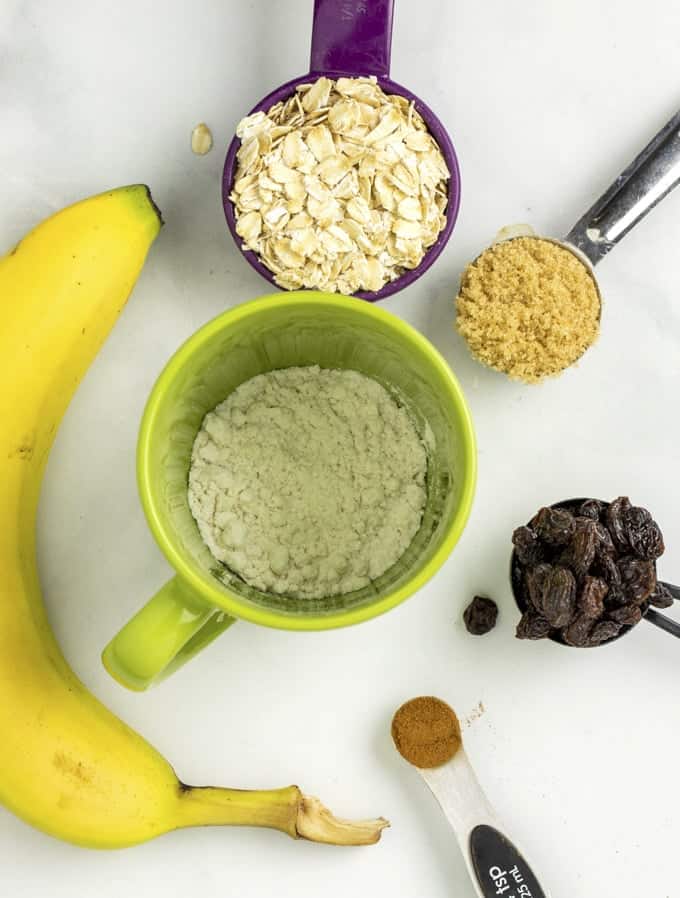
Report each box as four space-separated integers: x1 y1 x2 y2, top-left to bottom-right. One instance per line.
420 752 550 898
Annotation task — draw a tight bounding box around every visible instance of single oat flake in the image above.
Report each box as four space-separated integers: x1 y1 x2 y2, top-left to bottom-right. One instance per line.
229 76 450 295
191 123 213 155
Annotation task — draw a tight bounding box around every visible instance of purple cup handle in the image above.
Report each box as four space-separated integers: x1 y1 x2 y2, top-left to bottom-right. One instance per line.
310 0 394 77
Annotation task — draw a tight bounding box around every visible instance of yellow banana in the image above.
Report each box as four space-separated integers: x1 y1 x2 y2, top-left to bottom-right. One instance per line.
0 186 387 849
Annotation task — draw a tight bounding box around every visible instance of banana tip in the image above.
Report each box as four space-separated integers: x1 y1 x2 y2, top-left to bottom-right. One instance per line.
296 794 390 846
142 185 164 227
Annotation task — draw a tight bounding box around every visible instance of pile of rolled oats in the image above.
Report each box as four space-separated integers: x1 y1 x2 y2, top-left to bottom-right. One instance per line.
229 76 450 294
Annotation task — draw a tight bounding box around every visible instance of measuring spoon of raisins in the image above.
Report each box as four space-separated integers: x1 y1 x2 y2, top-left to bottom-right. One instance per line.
511 498 680 647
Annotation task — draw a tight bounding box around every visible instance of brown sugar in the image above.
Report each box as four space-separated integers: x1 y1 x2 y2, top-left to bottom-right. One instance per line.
455 236 600 383
391 696 461 768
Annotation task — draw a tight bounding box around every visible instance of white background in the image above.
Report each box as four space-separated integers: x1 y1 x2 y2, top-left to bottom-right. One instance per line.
2 1 680 896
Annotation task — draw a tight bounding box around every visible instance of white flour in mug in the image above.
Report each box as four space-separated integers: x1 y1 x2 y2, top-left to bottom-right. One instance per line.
188 366 427 599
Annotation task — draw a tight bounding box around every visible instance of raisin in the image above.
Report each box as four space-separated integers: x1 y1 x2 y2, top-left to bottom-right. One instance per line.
605 496 632 553
541 566 577 628
463 596 498 635
594 522 616 559
630 520 664 560
649 582 674 609
512 526 544 566
524 563 553 611
624 506 665 560
625 506 651 527
514 575 532 613
604 587 627 608
589 620 622 646
618 556 656 604
596 553 622 590
609 605 643 627
578 576 608 618
513 497 665 648
564 613 594 647
516 611 552 640
559 518 598 578
579 499 605 521
532 506 576 547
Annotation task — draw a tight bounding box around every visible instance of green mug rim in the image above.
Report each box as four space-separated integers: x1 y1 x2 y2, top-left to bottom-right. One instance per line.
137 291 477 631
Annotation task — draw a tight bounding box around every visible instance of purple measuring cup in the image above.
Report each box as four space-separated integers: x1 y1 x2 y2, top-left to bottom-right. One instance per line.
221 0 461 302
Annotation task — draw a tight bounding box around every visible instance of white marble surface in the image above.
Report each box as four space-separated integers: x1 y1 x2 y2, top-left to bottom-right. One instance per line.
2 1 680 895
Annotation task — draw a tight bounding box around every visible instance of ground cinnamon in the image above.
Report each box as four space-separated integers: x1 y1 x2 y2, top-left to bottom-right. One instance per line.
391 696 461 768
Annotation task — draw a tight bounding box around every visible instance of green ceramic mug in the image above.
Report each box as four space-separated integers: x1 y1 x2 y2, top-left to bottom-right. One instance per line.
102 292 476 690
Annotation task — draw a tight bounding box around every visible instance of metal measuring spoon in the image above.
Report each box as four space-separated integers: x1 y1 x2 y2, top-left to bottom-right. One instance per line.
511 498 680 645
222 0 461 301
503 106 680 287
464 108 680 377
564 108 680 267
393 697 550 898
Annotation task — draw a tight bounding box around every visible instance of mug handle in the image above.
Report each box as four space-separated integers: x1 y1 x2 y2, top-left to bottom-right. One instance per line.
102 576 236 691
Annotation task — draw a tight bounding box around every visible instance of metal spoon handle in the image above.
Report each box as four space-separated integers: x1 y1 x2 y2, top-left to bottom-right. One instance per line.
643 581 680 638
421 753 550 898
644 608 680 638
659 580 680 599
564 108 680 266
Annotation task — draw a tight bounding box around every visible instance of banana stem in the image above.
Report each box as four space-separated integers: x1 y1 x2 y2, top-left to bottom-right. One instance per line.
176 785 301 837
176 784 389 846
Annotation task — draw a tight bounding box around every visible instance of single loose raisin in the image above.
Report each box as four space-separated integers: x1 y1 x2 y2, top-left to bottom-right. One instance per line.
648 582 674 609
618 556 656 604
463 596 499 635
578 576 609 618
541 566 577 628
532 507 576 547
516 611 552 640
